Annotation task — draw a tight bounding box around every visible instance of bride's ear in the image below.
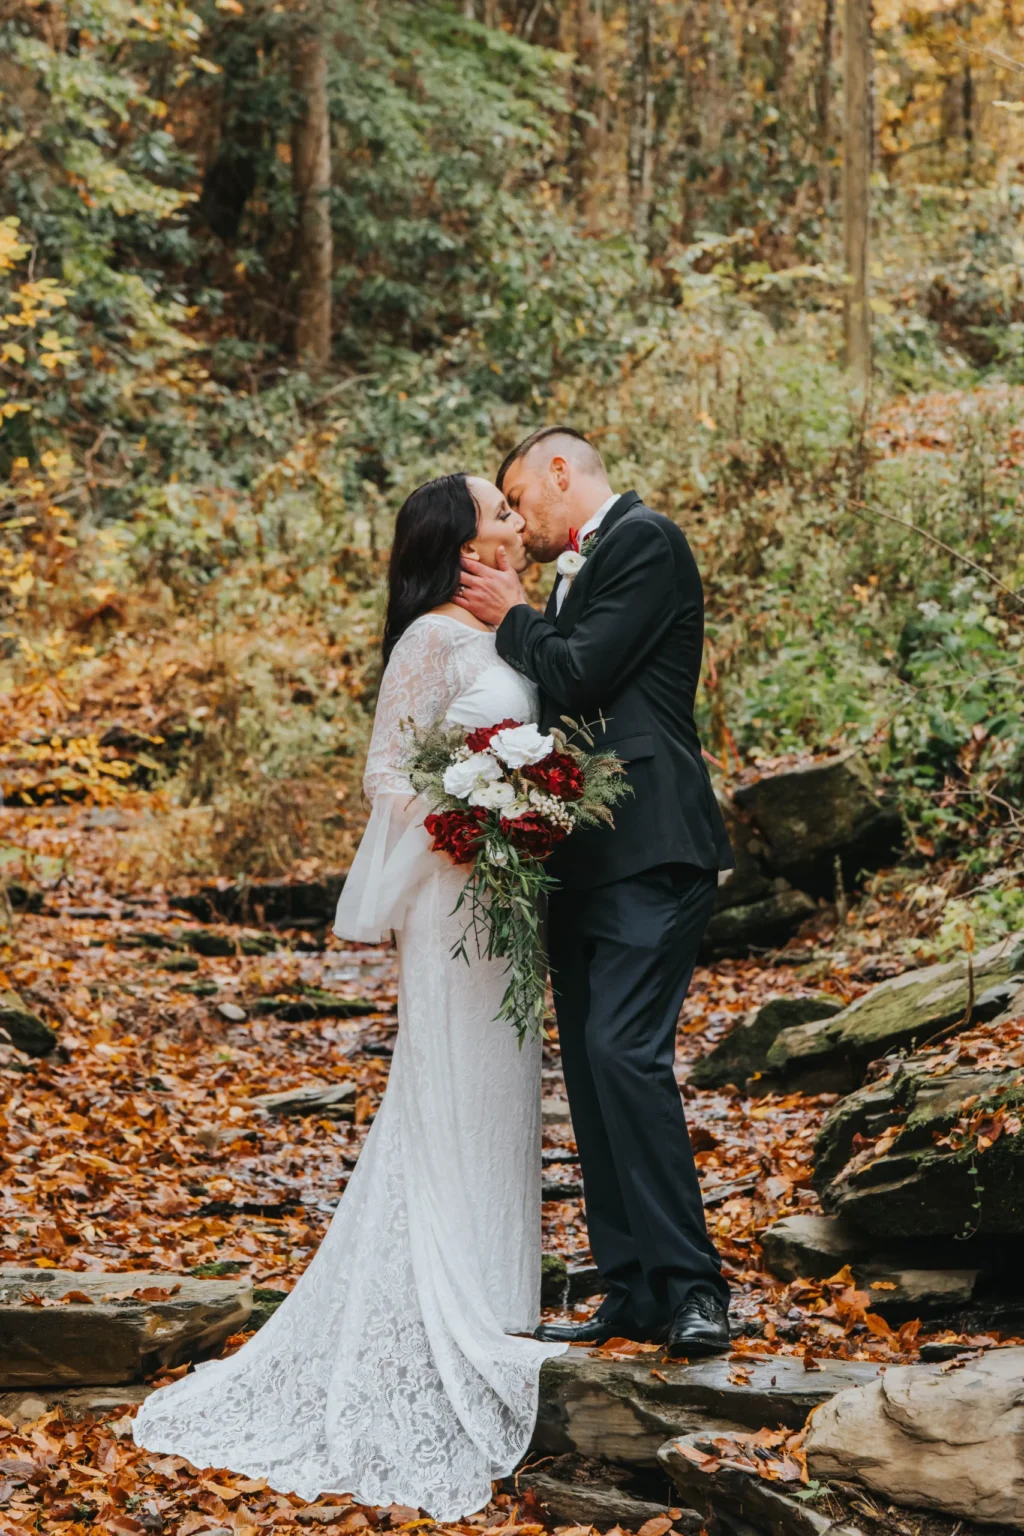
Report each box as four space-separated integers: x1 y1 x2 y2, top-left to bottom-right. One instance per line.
461 538 479 560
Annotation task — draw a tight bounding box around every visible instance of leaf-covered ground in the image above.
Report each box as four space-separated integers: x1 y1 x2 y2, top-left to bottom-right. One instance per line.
4 799 1019 1536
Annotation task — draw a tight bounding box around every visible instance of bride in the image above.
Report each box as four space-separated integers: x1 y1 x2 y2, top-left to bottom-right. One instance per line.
132 473 567 1519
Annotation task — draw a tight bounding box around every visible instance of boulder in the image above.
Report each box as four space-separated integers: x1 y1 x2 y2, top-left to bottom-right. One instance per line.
0 991 57 1056
805 1346 1024 1527
0 1267 251 1387
713 797 776 911
814 1045 1024 1239
690 996 843 1090
731 751 902 893
764 933 1024 1093
702 887 818 960
533 1349 882 1467
659 1433 865 1536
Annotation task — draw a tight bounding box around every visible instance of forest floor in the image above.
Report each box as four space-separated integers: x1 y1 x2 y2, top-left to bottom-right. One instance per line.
1 798 1012 1536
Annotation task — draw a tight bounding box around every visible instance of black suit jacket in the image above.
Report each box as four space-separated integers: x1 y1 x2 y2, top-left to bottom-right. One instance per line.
496 491 735 889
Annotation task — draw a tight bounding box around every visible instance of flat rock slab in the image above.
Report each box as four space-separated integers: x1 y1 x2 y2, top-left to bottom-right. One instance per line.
251 1082 357 1117
519 1469 701 1533
0 1268 251 1388
660 1434 866 1536
0 1384 153 1427
806 1345 1024 1528
759 1216 981 1314
533 1349 883 1467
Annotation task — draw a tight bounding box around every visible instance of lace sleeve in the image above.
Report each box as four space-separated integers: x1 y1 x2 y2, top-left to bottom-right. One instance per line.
334 620 457 943
363 619 458 800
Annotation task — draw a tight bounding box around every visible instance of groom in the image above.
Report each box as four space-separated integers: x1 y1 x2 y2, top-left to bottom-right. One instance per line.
456 426 735 1357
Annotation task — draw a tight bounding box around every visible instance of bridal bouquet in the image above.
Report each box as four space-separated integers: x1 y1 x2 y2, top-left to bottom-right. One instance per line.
405 718 630 1041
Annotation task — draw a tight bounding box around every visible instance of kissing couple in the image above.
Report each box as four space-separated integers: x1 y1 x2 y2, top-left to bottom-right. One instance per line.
133 427 736 1520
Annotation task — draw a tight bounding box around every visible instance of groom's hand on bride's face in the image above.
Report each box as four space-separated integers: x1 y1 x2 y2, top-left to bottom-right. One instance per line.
455 546 527 626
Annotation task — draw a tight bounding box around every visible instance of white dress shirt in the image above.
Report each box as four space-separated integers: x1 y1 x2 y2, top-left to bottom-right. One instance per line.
555 492 618 614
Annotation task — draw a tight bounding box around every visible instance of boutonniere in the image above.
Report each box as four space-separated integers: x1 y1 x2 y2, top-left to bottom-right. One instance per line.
556 525 603 583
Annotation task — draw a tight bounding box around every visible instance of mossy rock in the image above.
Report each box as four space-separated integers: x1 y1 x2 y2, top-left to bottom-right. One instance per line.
765 932 1024 1092
689 994 842 1090
0 991 56 1056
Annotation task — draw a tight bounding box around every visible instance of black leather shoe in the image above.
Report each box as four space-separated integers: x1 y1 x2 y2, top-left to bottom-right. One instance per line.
665 1290 730 1358
535 1309 659 1346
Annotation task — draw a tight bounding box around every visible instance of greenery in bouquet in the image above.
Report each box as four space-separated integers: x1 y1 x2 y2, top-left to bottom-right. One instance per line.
405 717 631 1041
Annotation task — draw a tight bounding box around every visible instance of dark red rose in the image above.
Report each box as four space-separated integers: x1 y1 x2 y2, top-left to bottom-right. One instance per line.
464 718 522 754
522 751 585 802
500 810 568 860
424 808 487 864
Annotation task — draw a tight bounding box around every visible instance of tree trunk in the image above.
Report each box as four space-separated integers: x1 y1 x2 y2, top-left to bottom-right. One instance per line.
626 0 654 247
818 0 836 196
842 0 871 390
291 22 333 371
571 0 605 229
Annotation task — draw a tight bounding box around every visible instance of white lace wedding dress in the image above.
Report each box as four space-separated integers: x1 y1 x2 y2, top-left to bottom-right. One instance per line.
132 614 566 1519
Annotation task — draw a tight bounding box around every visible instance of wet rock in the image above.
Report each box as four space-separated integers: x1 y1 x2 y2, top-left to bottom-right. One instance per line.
731 751 902 894
659 1433 866 1536
805 1347 1024 1528
533 1350 882 1467
765 934 1024 1094
0 1268 251 1387
0 991 57 1057
690 996 843 1090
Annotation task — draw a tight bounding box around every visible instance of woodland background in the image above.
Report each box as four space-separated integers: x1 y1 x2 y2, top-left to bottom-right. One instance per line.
2 0 1024 954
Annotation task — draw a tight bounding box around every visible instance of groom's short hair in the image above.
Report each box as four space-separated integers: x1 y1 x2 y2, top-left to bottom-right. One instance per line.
496 425 604 491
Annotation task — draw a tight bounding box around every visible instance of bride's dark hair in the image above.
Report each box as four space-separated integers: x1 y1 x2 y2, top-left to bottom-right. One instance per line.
381 472 479 664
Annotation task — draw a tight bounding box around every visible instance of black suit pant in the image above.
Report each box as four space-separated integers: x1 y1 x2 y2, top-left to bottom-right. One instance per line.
548 863 728 1328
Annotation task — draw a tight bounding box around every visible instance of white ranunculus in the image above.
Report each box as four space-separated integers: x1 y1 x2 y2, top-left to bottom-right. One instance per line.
442 751 502 800
500 797 532 821
491 723 554 769
468 780 516 810
556 550 586 580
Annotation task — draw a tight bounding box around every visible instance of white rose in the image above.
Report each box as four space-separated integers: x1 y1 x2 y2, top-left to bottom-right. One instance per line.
500 798 532 821
468 780 516 810
556 550 586 580
442 751 502 799
491 723 555 769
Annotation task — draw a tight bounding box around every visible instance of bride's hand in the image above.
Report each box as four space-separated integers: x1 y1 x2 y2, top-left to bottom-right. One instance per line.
454 546 527 627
